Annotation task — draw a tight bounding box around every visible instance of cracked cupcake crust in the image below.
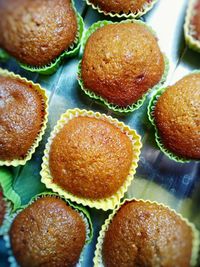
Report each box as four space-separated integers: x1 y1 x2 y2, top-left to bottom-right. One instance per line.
103 200 193 267
154 73 200 160
10 197 86 267
81 22 164 107
0 76 45 161
49 116 133 199
0 0 77 67
88 0 153 14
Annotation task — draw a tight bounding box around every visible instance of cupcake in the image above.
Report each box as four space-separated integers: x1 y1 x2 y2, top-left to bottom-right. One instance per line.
0 190 6 227
41 109 142 210
184 0 200 52
94 200 199 267
0 69 48 166
0 0 83 73
150 73 200 161
9 196 88 267
86 0 158 18
79 21 167 113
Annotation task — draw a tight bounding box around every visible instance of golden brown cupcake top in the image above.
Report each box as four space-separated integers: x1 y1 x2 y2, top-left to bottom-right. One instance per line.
0 0 77 66
89 0 153 14
10 197 86 267
81 22 164 107
49 116 133 199
190 0 200 40
103 200 193 267
0 190 6 226
0 76 45 161
154 73 200 159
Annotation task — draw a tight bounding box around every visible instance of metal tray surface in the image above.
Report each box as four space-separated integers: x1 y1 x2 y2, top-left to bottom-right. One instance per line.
0 0 200 266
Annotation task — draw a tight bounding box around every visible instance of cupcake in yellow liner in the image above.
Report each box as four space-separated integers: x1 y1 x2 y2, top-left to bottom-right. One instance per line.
3 192 93 267
184 0 200 52
85 0 158 19
41 109 142 211
0 68 48 166
94 198 200 267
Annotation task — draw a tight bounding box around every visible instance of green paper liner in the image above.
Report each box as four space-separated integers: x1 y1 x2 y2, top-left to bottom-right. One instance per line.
0 168 21 236
0 68 49 166
0 4 84 75
85 0 159 19
3 192 93 267
184 0 200 53
41 108 142 211
78 19 169 114
148 72 200 163
93 198 200 267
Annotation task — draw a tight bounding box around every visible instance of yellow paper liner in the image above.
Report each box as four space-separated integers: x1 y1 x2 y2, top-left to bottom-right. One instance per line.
85 0 158 19
184 0 200 52
0 68 49 166
3 192 92 267
93 198 200 267
41 109 142 211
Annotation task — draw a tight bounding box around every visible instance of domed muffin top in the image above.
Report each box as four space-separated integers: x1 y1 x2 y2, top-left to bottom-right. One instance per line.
49 116 133 199
0 190 6 226
103 200 193 267
0 76 45 161
10 197 86 267
154 73 200 159
89 0 153 14
81 22 164 107
0 0 77 66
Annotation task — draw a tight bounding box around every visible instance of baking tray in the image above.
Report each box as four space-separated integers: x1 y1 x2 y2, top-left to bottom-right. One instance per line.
0 0 200 266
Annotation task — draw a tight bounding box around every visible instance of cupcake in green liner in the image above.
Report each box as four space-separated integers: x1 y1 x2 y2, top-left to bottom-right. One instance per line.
4 193 93 267
94 198 200 267
78 20 169 114
184 0 200 53
0 167 21 236
85 0 159 19
148 71 200 163
0 0 84 75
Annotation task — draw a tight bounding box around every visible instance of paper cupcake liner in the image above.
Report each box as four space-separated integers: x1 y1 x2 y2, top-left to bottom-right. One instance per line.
41 108 142 211
0 68 49 166
93 198 200 267
0 48 10 61
148 71 200 163
0 3 84 75
78 20 169 114
3 192 93 267
85 0 158 19
184 0 200 53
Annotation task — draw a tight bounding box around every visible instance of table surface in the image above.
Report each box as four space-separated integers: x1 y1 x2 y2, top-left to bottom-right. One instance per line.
0 0 200 266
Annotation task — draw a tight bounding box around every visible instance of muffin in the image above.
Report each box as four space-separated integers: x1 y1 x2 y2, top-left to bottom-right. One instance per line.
154 73 200 160
0 0 77 67
88 0 155 15
102 200 194 267
81 22 165 108
10 197 87 267
0 75 46 162
0 190 6 226
49 116 133 199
